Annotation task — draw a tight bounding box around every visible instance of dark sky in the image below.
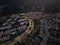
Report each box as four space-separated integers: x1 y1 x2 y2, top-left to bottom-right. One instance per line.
0 0 60 13
23 0 60 12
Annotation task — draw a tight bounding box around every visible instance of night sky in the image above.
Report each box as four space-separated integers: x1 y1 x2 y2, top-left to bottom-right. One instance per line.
0 0 60 14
